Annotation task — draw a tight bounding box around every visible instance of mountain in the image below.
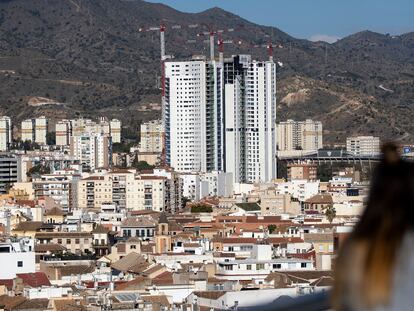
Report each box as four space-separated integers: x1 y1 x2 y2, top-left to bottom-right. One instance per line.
0 0 413 143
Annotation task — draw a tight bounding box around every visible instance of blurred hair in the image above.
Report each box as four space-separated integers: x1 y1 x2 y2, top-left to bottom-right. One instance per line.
333 142 414 309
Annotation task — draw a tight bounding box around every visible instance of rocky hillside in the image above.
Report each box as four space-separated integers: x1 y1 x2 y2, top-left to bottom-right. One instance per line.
0 0 413 143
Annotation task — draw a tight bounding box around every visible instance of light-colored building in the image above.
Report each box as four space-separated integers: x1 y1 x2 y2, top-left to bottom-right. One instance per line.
55 120 72 146
70 133 112 171
75 176 113 210
34 116 48 145
287 162 317 181
110 119 122 143
0 116 12 151
74 169 181 212
164 58 224 173
21 117 48 145
224 55 277 183
346 136 380 156
0 239 35 279
164 55 277 184
215 245 314 281
21 119 35 142
139 120 163 153
32 170 81 213
277 119 323 152
35 232 93 255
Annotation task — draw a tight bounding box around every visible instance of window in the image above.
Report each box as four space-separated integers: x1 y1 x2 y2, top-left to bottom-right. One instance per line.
75 239 80 244
256 263 265 270
273 264 282 269
224 265 233 271
17 261 23 267
301 263 307 268
57 239 62 244
246 264 252 270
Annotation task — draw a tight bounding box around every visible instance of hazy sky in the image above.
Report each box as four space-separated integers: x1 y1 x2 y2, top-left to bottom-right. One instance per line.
146 0 414 43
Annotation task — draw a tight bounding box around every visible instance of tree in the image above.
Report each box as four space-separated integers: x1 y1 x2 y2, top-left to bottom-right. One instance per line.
27 164 51 178
325 205 337 224
46 132 56 145
267 224 277 234
132 159 154 171
191 204 213 213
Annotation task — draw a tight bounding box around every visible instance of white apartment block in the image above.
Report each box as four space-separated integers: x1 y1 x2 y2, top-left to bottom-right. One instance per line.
33 170 81 213
21 117 48 145
55 120 72 146
70 133 112 171
0 239 35 279
180 171 233 201
164 55 277 184
74 170 180 212
164 58 224 173
224 55 277 183
35 116 48 145
346 136 380 156
276 179 320 202
55 118 119 147
21 119 35 142
139 119 163 153
110 119 122 143
0 116 12 151
277 119 323 152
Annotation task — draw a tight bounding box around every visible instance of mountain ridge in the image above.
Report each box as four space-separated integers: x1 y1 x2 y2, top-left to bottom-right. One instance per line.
0 0 413 143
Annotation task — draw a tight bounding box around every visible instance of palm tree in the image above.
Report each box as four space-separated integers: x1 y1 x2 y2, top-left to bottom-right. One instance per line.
325 205 337 224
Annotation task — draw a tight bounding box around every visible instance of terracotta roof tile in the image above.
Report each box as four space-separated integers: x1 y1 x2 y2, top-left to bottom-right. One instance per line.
16 272 51 287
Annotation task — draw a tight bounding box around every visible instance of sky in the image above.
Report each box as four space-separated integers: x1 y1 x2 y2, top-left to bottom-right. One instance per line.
146 0 414 43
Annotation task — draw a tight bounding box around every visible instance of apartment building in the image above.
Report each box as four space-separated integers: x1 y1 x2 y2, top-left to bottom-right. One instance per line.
69 133 112 171
75 169 181 212
35 232 93 255
164 55 277 183
277 119 323 152
287 162 318 181
109 119 122 143
0 155 20 194
0 238 35 279
224 55 277 183
55 120 72 146
75 176 113 210
57 118 121 147
139 120 163 153
21 119 35 142
164 58 224 173
0 116 12 151
346 136 380 156
21 117 48 145
32 170 81 213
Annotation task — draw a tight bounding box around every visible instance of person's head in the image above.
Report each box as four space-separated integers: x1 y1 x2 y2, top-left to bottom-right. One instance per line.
334 142 414 309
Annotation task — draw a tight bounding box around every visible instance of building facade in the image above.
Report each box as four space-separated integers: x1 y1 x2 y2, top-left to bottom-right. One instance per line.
277 119 323 152
164 55 277 184
164 59 223 173
224 55 277 183
70 133 112 171
139 120 163 153
0 116 12 151
346 136 380 156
